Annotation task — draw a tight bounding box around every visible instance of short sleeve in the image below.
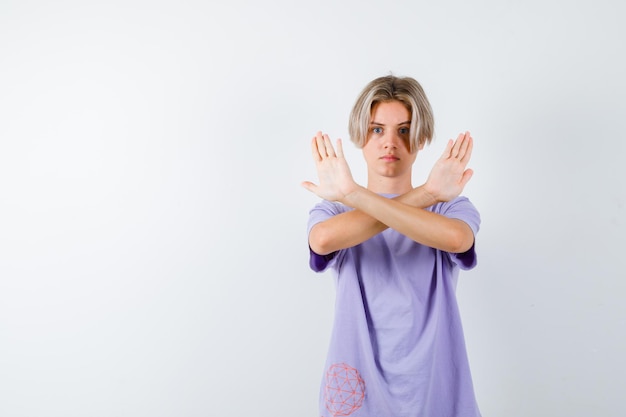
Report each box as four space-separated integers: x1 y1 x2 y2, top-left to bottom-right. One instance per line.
307 200 348 272
435 196 481 270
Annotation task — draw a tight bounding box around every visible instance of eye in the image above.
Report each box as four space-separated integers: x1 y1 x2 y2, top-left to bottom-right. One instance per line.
399 127 410 135
372 127 383 134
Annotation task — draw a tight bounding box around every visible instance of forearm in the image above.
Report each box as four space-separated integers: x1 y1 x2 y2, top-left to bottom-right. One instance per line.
343 187 474 253
308 185 439 255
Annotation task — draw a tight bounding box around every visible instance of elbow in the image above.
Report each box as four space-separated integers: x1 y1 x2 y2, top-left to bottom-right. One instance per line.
309 226 335 256
449 234 474 254
446 222 475 254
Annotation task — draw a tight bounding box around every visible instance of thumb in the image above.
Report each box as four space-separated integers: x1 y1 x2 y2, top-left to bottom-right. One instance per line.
301 181 318 193
459 169 474 187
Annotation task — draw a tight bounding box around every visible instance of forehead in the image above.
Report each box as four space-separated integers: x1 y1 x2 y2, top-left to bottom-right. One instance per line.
370 100 411 123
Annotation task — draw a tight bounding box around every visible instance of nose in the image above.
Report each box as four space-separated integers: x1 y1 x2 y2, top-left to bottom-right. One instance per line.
383 131 401 149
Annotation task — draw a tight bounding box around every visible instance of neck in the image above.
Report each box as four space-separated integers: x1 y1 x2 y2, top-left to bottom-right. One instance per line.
367 177 413 195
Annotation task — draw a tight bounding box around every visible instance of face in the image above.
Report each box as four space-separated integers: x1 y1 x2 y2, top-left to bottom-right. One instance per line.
362 100 422 187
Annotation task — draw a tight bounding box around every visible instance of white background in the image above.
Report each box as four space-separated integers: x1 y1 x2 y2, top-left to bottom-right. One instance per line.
1 1 625 416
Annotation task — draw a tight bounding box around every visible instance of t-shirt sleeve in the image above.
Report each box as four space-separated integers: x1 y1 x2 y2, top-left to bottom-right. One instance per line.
437 196 481 270
306 200 345 272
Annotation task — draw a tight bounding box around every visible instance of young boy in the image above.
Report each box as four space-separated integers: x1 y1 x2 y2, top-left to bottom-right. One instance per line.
302 75 481 417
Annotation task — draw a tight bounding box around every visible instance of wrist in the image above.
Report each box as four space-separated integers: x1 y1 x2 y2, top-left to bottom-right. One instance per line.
421 183 440 205
341 184 368 208
397 185 438 209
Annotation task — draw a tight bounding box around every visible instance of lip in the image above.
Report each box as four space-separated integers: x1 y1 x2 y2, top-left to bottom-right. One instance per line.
380 155 399 162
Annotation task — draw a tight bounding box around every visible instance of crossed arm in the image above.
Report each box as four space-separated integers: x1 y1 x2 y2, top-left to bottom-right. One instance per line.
301 132 475 255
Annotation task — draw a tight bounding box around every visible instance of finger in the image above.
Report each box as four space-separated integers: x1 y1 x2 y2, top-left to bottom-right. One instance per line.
335 138 344 158
315 132 327 158
323 134 336 157
451 132 465 159
311 136 322 162
439 139 454 161
301 181 318 194
459 134 473 164
455 132 469 159
457 131 468 151
459 168 474 187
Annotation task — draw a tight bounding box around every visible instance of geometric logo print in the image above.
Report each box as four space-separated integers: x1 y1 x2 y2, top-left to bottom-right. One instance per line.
324 363 366 416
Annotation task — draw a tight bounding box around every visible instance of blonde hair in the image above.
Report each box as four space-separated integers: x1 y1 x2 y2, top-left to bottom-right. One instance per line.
348 75 434 152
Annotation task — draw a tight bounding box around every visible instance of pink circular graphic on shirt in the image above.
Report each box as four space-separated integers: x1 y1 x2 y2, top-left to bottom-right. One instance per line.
324 363 366 416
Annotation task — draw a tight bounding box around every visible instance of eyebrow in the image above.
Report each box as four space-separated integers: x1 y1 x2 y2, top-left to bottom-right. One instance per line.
369 120 411 126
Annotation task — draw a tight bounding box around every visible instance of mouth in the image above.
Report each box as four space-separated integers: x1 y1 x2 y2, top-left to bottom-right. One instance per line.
380 155 399 162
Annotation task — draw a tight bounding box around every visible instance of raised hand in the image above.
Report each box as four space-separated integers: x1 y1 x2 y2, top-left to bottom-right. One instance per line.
301 131 359 202
424 131 474 202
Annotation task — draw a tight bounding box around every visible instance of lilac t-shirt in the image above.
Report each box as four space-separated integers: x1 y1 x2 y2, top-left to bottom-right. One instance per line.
308 195 481 417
